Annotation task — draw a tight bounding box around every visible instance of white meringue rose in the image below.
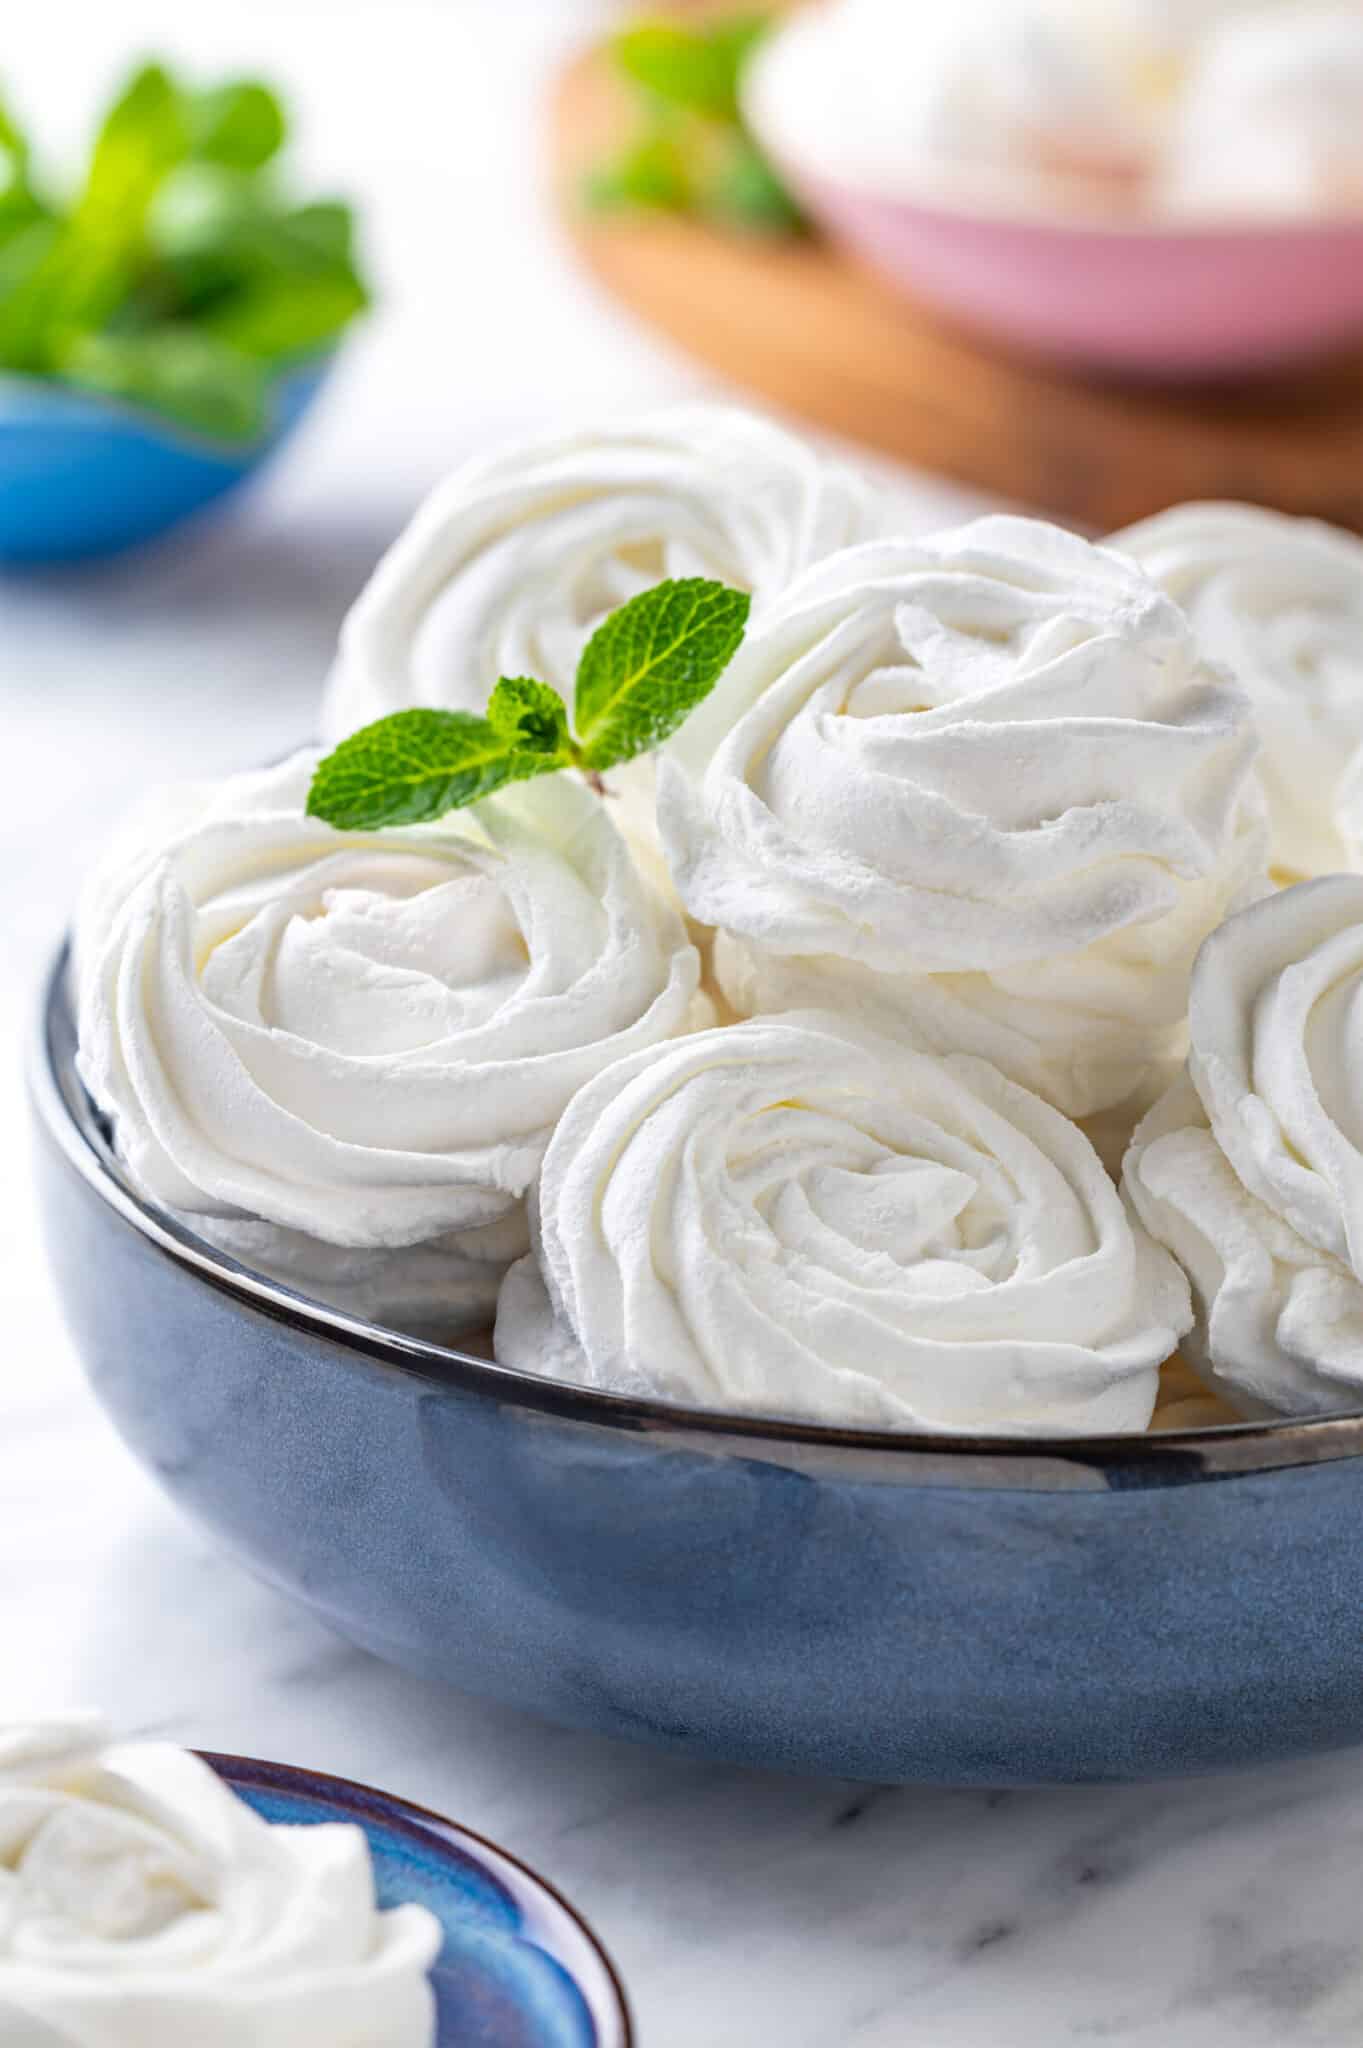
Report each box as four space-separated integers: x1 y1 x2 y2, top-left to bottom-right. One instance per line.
0 1718 439 2048
496 1013 1191 1436
658 517 1267 1120
76 753 702 1323
1124 876 1363 1417
1164 6 1363 217
1113 502 1363 883
321 404 876 741
745 0 1157 213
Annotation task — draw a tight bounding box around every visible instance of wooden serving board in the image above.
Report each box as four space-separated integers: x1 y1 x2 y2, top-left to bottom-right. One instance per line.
551 39 1363 534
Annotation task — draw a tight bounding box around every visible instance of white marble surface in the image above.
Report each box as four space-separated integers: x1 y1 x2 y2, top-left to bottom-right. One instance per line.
9 6 1363 2044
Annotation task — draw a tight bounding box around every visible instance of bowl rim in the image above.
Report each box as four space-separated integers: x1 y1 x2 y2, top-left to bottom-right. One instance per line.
0 353 334 456
203 1749 633 2047
34 940 1363 1487
743 21 1363 245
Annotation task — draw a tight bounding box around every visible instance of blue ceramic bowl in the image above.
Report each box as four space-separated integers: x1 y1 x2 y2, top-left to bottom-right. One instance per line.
0 359 332 564
31 948 1363 1786
207 1752 631 2047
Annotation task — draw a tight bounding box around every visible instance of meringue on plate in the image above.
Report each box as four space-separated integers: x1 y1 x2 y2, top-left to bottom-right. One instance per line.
1113 502 1363 884
0 1718 439 2048
1125 877 1363 1417
658 515 1268 1120
496 1011 1191 1437
75 753 703 1332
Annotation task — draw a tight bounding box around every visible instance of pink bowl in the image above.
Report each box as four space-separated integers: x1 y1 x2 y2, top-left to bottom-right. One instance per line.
790 174 1363 378
743 26 1363 380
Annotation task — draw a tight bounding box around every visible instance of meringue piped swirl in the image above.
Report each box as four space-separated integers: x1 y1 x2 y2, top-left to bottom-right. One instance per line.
1114 501 1363 882
0 1719 439 2048
1164 6 1363 218
76 754 701 1312
322 403 876 740
658 516 1267 1118
496 1013 1191 1436
744 0 1154 213
1125 877 1363 1417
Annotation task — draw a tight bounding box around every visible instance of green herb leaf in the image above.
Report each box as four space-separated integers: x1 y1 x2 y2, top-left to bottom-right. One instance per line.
0 64 190 371
574 577 750 773
198 265 366 361
150 170 362 329
307 708 540 831
189 80 287 171
0 58 369 433
584 125 694 215
61 325 268 438
487 676 574 772
0 93 49 244
703 134 806 235
309 582 751 831
612 15 770 121
282 200 356 265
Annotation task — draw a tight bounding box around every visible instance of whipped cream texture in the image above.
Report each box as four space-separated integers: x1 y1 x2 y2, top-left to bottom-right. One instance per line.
745 0 1154 211
658 516 1267 1118
1124 877 1363 1416
496 1012 1190 1435
1165 6 1363 216
1113 501 1363 883
76 754 701 1316
0 1718 439 2048
322 404 876 740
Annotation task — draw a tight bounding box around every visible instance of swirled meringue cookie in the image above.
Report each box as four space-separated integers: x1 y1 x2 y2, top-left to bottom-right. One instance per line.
321 403 876 741
496 1013 1191 1436
1164 6 1363 217
76 753 702 1330
0 1717 439 2048
658 516 1268 1120
1124 877 1363 1417
1113 503 1363 884
746 0 1168 215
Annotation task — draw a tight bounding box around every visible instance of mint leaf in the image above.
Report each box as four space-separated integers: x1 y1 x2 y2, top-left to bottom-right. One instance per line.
308 583 750 832
584 125 694 215
574 577 750 773
308 708 539 830
198 265 366 361
150 171 363 336
704 134 806 235
0 60 369 425
612 16 770 121
62 326 268 439
189 81 286 171
282 200 356 265
487 676 573 772
0 64 189 372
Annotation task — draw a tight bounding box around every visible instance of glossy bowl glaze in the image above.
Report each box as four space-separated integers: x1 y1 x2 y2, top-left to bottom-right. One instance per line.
31 949 1363 1785
743 36 1363 378
0 359 331 564
211 1752 630 2048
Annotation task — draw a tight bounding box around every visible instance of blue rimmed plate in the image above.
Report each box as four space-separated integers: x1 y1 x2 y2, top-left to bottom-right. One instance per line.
207 1753 632 2048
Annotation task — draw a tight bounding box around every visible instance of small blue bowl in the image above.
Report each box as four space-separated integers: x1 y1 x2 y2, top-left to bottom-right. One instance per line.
31 948 1363 1785
208 1752 631 2048
0 358 332 564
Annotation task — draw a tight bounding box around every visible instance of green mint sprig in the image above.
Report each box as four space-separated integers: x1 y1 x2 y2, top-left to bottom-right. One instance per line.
307 576 751 833
585 12 806 238
0 61 369 441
